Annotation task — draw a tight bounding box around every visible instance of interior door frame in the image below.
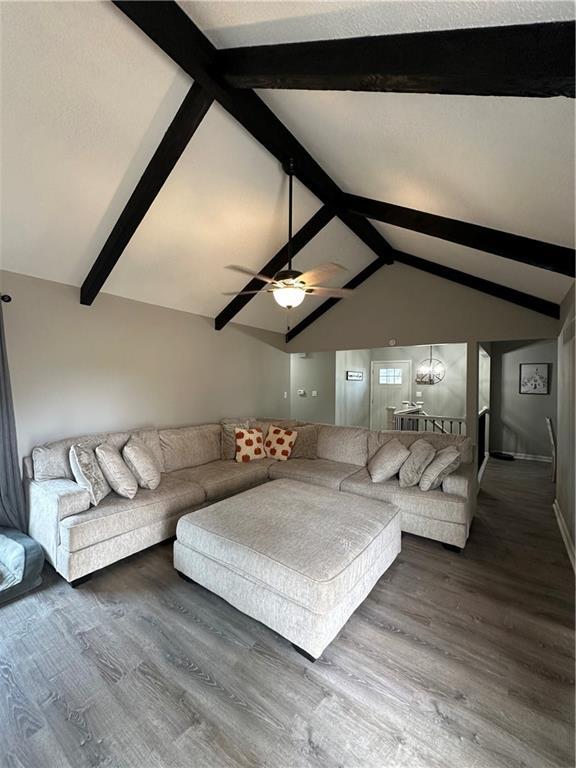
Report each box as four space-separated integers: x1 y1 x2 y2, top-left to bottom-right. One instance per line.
370 359 413 430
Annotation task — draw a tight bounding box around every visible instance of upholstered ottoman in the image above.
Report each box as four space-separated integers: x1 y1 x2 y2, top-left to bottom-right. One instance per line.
174 478 400 659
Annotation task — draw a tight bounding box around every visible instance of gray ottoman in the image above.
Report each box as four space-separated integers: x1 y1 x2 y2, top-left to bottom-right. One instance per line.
174 478 400 659
0 527 44 606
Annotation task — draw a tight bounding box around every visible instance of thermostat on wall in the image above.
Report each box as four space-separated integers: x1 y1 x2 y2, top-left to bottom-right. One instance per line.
389 339 397 346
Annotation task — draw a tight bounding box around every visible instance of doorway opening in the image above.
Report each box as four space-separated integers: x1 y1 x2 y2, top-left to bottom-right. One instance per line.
370 360 412 430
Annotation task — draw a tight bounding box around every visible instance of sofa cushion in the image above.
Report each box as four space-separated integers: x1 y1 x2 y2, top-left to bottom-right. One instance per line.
160 425 221 472
176 479 399 614
235 428 265 463
95 442 138 499
33 433 108 481
264 426 297 461
220 419 250 460
32 428 164 481
317 426 368 466
122 436 161 490
368 438 410 483
132 429 164 472
59 474 205 552
268 458 359 490
368 430 473 464
69 444 111 506
420 447 462 492
290 424 319 459
341 468 469 525
169 459 274 502
399 439 435 488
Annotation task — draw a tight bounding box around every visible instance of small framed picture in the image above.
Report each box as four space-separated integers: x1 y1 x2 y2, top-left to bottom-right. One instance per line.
519 363 551 395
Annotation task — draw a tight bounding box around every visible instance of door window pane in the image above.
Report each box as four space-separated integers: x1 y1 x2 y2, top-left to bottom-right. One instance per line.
379 368 402 384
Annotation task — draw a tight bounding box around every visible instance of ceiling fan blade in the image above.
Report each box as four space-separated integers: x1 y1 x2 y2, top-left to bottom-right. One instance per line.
299 262 347 287
225 265 276 284
306 286 355 297
221 290 266 296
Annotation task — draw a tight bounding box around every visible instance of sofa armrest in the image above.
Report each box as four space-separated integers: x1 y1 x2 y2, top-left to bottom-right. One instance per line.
27 480 90 564
441 462 476 499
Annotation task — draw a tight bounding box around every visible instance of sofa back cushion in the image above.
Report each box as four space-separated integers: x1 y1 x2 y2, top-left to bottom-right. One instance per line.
221 418 251 460
33 433 108 482
368 430 473 464
317 426 369 467
291 424 319 459
31 427 164 481
160 424 221 472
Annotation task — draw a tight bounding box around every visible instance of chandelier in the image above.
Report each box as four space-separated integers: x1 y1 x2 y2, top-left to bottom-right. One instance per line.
415 345 446 385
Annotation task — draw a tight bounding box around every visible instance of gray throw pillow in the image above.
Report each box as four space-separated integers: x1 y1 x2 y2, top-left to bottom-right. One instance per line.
420 447 462 492
221 419 250 460
399 439 436 488
122 436 161 490
368 438 410 483
291 424 319 459
69 444 111 507
95 442 138 499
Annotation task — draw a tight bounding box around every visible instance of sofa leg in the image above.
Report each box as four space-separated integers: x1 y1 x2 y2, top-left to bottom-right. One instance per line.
69 574 92 588
176 570 195 584
291 643 317 663
442 543 462 553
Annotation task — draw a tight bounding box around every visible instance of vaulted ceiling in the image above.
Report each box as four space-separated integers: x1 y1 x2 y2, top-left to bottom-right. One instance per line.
1 1 574 335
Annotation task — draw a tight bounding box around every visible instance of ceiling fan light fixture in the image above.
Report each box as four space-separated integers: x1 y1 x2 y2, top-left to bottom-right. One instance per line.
272 284 306 309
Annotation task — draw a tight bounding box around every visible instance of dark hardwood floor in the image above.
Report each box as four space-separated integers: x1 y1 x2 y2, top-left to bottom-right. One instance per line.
1 460 574 767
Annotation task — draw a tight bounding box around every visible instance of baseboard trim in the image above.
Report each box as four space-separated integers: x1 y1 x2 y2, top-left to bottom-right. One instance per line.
477 453 489 487
495 452 552 463
554 499 575 571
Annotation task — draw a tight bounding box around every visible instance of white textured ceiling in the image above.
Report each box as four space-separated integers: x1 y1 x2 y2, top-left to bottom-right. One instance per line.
1 1 574 333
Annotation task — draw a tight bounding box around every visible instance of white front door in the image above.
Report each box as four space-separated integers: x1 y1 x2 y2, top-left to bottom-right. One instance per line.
370 360 412 430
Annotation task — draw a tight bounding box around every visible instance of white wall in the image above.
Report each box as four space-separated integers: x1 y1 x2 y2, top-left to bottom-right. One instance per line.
2 272 290 458
335 349 371 427
489 339 557 460
556 286 575 556
289 352 336 424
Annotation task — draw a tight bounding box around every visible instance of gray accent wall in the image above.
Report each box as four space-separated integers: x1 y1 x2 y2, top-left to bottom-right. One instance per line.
556 285 575 552
489 339 557 460
2 271 290 459
289 352 336 424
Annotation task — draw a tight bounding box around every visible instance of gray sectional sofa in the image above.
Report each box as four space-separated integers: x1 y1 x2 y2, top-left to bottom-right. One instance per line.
24 421 476 584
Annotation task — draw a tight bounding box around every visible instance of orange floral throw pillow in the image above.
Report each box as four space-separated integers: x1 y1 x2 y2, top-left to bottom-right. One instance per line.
234 428 264 463
264 426 298 461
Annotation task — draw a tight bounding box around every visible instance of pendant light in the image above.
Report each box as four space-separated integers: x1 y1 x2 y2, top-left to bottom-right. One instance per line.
272 159 306 309
415 345 446 385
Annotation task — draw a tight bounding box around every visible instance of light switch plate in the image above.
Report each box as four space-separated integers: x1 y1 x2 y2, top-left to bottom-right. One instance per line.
312 390 318 397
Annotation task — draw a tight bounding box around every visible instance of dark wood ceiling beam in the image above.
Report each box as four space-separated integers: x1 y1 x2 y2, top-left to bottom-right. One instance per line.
113 0 341 205
81 82 213 305
214 205 335 330
343 193 575 277
220 21 575 97
392 251 560 317
112 2 394 263
286 249 560 342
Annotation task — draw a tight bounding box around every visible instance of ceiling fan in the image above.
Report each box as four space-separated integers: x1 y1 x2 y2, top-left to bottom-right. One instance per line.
223 159 354 309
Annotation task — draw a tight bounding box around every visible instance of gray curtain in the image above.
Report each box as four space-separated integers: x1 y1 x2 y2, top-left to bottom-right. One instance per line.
0 302 26 530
